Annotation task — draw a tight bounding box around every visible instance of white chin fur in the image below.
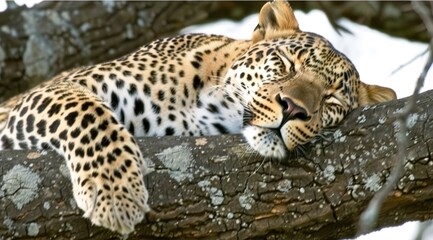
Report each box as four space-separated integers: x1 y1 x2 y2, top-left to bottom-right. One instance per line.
242 125 287 159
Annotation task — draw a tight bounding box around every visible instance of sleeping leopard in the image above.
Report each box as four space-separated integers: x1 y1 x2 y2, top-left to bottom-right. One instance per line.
0 0 396 235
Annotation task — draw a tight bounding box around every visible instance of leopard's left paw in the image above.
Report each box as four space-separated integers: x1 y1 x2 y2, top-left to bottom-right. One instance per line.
71 153 150 235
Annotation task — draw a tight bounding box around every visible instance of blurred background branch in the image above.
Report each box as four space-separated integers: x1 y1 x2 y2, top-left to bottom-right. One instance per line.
208 1 430 42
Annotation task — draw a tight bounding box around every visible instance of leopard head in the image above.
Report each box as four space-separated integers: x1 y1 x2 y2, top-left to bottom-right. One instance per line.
226 0 396 159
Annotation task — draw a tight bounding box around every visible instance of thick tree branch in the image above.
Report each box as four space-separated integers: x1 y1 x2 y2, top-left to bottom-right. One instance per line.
1 90 433 239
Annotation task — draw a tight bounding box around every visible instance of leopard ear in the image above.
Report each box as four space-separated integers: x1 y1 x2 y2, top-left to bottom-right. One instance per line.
358 82 397 106
252 0 300 43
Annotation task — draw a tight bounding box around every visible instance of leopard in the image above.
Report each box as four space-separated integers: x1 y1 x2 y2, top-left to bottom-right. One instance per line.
0 0 396 236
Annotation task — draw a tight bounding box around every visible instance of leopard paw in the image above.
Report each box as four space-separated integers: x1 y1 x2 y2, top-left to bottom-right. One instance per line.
71 156 150 235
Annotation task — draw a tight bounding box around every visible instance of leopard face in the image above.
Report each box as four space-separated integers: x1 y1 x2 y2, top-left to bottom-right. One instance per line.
225 1 396 158
230 35 357 158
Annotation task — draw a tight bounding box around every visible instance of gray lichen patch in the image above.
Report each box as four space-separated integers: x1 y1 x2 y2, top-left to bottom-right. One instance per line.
3 217 15 231
145 157 155 174
333 129 346 143
356 115 366 124
239 189 255 210
347 183 364 199
1 164 42 210
276 179 292 193
27 222 40 236
323 165 336 182
101 0 125 12
59 163 70 179
198 180 224 206
156 144 194 182
393 120 401 133
364 173 382 192
43 201 51 210
406 113 419 129
69 197 77 210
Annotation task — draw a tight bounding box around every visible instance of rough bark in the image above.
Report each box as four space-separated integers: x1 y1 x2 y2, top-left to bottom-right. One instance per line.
1 89 433 239
0 1 218 102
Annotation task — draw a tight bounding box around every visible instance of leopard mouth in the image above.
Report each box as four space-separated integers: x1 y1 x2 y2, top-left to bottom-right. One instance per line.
242 105 310 157
243 108 290 148
270 127 284 141
242 125 288 159
269 110 305 142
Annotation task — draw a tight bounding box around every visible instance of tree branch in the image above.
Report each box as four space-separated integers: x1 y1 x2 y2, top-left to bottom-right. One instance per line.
1 90 433 239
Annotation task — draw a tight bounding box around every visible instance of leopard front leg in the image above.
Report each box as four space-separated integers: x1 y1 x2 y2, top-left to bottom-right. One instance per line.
0 82 150 235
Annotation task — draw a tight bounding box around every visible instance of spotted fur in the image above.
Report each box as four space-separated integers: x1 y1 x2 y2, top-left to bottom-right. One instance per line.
0 0 396 235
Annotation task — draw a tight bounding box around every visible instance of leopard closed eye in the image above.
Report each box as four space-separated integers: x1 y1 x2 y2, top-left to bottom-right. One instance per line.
0 0 396 235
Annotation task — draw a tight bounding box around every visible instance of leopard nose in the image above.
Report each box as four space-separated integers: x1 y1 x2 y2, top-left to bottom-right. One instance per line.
275 94 309 121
